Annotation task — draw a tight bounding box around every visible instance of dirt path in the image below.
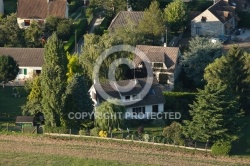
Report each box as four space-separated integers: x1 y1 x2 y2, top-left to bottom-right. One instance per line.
0 134 249 166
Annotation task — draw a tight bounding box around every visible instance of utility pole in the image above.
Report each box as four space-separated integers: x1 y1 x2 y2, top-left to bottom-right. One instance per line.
75 29 77 54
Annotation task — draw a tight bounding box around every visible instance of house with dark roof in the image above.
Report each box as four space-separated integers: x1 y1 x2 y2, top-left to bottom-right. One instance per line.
134 45 181 91
17 0 69 29
0 48 44 82
108 11 144 32
191 0 245 37
89 78 166 119
15 116 35 126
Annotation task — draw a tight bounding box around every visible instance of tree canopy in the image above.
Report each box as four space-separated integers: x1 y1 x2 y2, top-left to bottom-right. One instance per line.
181 36 222 88
164 0 188 33
0 55 19 83
138 0 165 45
41 33 68 127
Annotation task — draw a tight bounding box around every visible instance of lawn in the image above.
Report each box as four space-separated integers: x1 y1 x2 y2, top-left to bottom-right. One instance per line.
0 134 250 166
0 86 27 120
3 0 17 15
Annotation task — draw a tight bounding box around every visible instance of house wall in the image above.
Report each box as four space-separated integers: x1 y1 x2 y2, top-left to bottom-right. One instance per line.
191 9 224 37
125 103 164 119
0 0 4 14
17 18 45 29
15 66 42 81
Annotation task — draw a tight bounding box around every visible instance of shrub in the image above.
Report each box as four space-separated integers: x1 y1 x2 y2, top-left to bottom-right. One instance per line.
143 133 150 142
99 130 108 137
162 121 184 145
211 140 232 156
90 127 100 136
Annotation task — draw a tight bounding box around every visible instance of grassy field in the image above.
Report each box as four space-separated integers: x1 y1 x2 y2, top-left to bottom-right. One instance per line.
0 86 27 118
0 134 250 166
3 0 17 15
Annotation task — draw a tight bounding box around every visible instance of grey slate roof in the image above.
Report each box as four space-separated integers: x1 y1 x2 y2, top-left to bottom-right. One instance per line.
0 47 44 67
108 11 144 31
134 45 180 72
17 0 67 19
94 77 166 108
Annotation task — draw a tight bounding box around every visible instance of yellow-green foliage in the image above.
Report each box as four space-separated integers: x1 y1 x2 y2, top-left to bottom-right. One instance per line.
66 53 82 82
99 130 108 137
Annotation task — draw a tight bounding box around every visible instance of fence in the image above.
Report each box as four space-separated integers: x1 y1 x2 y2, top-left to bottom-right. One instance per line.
0 123 40 134
44 132 211 152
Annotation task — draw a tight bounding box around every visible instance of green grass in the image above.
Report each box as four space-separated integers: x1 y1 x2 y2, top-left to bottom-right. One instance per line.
0 151 144 166
3 0 17 15
0 86 27 118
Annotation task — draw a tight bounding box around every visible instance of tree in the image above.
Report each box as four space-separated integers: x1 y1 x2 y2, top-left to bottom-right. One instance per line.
0 13 25 47
41 33 68 127
164 0 187 33
66 53 83 82
22 76 43 115
25 20 43 47
89 0 126 15
162 121 184 145
138 0 165 45
63 74 93 128
57 19 73 41
204 45 250 114
184 83 244 143
128 0 154 11
94 99 125 130
0 55 19 84
181 36 222 88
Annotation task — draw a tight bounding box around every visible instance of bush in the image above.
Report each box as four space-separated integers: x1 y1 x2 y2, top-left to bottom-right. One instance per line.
99 130 108 137
211 140 232 156
138 126 144 135
90 127 100 136
162 121 184 145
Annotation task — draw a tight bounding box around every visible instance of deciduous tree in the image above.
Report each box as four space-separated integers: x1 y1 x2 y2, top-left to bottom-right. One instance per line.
0 55 19 84
41 33 68 127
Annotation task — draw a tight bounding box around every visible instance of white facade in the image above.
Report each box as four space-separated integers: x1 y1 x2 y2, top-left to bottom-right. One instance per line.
15 66 42 81
17 3 69 29
0 0 3 15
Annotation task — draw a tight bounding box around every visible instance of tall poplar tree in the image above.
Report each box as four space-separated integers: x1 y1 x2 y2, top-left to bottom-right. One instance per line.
41 33 68 127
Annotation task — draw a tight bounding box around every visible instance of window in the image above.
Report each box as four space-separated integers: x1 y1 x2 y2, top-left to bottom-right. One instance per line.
132 107 145 114
19 69 23 74
201 16 207 23
132 94 139 100
24 20 30 26
24 69 27 75
152 105 159 113
153 63 163 68
125 96 130 100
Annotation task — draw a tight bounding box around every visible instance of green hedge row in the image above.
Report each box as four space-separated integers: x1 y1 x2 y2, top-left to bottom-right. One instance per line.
64 19 87 52
162 92 197 121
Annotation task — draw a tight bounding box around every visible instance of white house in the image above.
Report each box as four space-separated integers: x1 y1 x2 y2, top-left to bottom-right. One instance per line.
0 0 4 15
0 48 44 82
133 45 181 91
17 0 69 29
191 0 244 37
89 78 166 119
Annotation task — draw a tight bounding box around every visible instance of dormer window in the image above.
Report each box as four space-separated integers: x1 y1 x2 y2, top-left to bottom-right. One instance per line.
201 16 207 23
153 62 163 68
132 94 139 100
125 96 130 100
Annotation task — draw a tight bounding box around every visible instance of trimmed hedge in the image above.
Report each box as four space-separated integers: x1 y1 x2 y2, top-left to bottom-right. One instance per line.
211 140 232 156
64 19 87 52
162 92 197 122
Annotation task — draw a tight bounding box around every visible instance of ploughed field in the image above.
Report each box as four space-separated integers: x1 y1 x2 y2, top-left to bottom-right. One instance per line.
0 134 249 166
